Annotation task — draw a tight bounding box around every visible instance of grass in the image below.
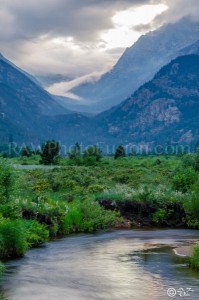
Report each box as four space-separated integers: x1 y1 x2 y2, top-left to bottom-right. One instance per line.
9 155 40 165
190 245 199 270
0 262 4 276
0 219 27 258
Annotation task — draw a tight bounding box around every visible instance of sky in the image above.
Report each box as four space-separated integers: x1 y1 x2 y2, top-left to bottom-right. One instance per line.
0 0 198 88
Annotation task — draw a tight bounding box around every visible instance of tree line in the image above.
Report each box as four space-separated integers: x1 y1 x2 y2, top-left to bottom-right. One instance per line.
20 141 126 165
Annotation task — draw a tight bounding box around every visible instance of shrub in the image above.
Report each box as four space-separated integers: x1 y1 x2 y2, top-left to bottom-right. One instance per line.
0 202 21 219
83 145 102 162
152 208 168 224
96 184 185 205
24 220 49 247
82 156 98 166
0 159 13 204
87 184 105 193
0 219 27 258
62 198 121 234
0 294 7 300
0 262 4 276
190 245 199 270
172 167 197 193
62 202 83 234
183 182 199 228
80 198 120 232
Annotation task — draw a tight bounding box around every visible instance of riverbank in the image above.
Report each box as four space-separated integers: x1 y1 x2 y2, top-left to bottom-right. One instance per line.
173 242 199 272
173 239 199 257
174 246 193 257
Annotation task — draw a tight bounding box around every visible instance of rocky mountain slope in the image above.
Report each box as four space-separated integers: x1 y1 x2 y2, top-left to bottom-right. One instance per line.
97 55 199 147
71 18 199 113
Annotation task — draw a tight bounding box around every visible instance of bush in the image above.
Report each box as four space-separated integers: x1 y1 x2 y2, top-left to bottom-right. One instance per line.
0 219 27 258
0 262 4 276
172 167 197 192
152 208 167 224
80 198 120 232
24 220 49 247
182 154 196 168
0 159 13 204
0 202 21 219
183 182 199 228
96 184 185 205
190 245 199 270
83 146 102 162
18 197 68 237
62 198 121 234
87 184 105 193
62 202 83 234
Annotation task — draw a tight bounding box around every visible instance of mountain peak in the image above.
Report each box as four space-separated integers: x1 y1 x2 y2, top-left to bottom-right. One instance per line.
71 18 199 113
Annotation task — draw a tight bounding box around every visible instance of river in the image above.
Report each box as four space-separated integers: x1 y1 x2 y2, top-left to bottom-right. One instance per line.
1 229 199 300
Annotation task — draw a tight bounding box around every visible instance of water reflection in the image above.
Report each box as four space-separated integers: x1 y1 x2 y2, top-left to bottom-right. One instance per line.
0 230 199 300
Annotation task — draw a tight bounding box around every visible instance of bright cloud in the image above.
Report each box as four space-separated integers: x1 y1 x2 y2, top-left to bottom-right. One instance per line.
47 72 103 100
100 4 168 49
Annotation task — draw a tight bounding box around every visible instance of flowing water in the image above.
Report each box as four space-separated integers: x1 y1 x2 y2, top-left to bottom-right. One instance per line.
1 229 199 300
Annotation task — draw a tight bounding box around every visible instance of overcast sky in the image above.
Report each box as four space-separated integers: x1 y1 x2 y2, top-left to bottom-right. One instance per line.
0 0 198 80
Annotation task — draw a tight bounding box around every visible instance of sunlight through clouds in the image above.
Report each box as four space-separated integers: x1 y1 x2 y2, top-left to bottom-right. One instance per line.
100 4 168 49
113 4 168 27
2 0 195 79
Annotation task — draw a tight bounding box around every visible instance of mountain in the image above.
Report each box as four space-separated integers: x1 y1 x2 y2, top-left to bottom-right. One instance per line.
0 54 93 146
178 39 199 56
0 54 71 116
53 95 96 117
0 53 198 149
71 18 199 113
97 55 199 147
0 53 42 87
0 54 74 143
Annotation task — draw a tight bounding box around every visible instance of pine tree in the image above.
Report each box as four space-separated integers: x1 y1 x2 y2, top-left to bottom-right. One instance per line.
69 143 81 160
21 146 32 157
114 145 126 159
40 140 60 165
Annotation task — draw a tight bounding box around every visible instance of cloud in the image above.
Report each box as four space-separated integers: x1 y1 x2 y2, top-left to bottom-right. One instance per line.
47 71 104 100
152 0 199 26
0 0 163 76
134 23 153 32
0 0 198 79
0 0 154 41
